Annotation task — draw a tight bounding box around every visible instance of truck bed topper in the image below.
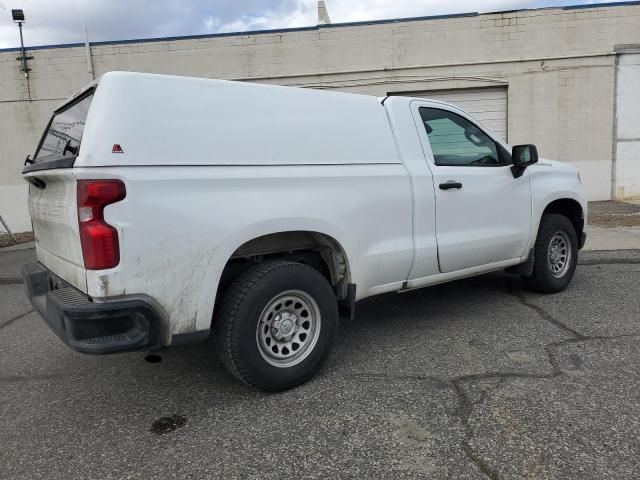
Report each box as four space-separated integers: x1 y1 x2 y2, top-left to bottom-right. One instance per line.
72 71 401 169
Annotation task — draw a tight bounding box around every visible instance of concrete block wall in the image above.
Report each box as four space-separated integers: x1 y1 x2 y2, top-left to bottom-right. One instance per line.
1 3 640 232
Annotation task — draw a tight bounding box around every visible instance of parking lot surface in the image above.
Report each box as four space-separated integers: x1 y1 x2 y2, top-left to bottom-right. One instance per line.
2 247 639 479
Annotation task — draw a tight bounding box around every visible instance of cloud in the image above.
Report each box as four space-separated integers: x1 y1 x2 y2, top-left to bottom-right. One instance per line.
0 0 632 49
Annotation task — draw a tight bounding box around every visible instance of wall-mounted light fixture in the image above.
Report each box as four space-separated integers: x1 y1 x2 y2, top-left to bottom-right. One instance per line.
11 8 24 21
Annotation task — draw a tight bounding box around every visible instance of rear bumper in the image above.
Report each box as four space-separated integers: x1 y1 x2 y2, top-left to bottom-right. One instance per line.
22 262 166 354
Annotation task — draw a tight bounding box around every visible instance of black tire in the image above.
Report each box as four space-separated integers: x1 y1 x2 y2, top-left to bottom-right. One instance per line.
214 260 339 392
524 213 578 293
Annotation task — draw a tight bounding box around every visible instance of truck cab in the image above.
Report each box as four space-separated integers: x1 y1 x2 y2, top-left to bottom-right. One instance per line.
383 95 586 286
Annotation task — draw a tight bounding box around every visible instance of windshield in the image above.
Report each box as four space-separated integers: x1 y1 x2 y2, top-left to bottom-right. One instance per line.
34 92 93 163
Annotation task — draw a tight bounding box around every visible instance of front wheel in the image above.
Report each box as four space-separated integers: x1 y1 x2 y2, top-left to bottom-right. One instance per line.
524 213 578 293
214 260 339 392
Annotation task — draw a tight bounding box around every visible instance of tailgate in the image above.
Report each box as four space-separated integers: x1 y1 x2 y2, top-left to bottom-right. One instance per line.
26 170 86 292
21 89 94 293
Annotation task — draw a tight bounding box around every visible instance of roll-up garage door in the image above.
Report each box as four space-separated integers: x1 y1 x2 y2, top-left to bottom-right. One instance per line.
394 87 508 141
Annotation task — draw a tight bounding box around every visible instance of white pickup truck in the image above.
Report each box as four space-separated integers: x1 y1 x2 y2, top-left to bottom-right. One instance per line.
22 72 587 391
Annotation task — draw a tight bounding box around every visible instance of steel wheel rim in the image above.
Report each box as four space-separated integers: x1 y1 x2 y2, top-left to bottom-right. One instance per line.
256 289 322 368
547 231 571 278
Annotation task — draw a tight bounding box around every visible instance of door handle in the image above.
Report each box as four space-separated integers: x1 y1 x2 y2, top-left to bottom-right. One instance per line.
439 181 463 190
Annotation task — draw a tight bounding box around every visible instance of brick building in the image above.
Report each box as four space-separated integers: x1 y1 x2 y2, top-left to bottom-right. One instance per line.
1 1 639 232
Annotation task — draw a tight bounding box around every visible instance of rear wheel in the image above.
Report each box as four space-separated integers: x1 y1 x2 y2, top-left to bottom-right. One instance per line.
214 260 338 392
524 213 578 293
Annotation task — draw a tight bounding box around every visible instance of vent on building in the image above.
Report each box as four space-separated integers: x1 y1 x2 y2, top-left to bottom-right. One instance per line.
318 1 331 25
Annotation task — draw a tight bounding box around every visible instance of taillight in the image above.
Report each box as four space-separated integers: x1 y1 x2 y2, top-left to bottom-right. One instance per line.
77 180 126 270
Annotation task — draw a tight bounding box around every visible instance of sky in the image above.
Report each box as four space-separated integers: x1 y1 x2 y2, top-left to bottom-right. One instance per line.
0 0 633 49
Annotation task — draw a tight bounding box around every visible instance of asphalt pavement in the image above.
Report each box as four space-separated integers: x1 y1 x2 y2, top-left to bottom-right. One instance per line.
1 247 639 479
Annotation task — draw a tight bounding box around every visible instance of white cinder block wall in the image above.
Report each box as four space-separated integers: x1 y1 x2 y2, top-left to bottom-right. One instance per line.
1 3 640 232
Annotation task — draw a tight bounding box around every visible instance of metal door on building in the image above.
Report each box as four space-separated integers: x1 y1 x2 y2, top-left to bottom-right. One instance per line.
391 87 508 142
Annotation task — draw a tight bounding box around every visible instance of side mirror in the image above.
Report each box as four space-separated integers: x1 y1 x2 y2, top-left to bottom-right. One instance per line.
511 144 538 178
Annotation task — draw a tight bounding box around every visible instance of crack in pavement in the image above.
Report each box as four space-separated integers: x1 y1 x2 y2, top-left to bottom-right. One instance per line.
450 274 640 480
505 281 586 340
343 277 640 480
0 278 23 285
360 277 639 479
0 309 34 331
344 371 501 478
448 333 640 479
452 380 500 480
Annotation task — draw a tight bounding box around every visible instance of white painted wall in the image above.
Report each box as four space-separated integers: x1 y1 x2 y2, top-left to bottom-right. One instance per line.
615 52 640 200
0 184 30 233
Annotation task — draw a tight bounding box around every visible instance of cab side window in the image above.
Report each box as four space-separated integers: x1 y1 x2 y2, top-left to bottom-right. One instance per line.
419 107 502 167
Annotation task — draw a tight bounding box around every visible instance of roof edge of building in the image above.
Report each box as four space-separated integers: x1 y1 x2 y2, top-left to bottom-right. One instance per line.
1 1 640 53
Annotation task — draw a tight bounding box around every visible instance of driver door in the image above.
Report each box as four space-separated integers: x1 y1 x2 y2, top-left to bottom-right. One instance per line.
415 104 532 273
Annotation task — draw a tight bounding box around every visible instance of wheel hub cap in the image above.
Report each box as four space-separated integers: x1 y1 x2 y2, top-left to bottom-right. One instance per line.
547 231 571 278
256 290 322 368
271 312 298 341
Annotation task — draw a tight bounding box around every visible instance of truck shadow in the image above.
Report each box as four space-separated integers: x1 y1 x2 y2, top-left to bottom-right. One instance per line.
151 270 529 389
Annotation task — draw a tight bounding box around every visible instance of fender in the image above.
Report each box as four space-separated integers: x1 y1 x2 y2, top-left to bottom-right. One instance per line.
528 166 588 253
193 218 354 332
